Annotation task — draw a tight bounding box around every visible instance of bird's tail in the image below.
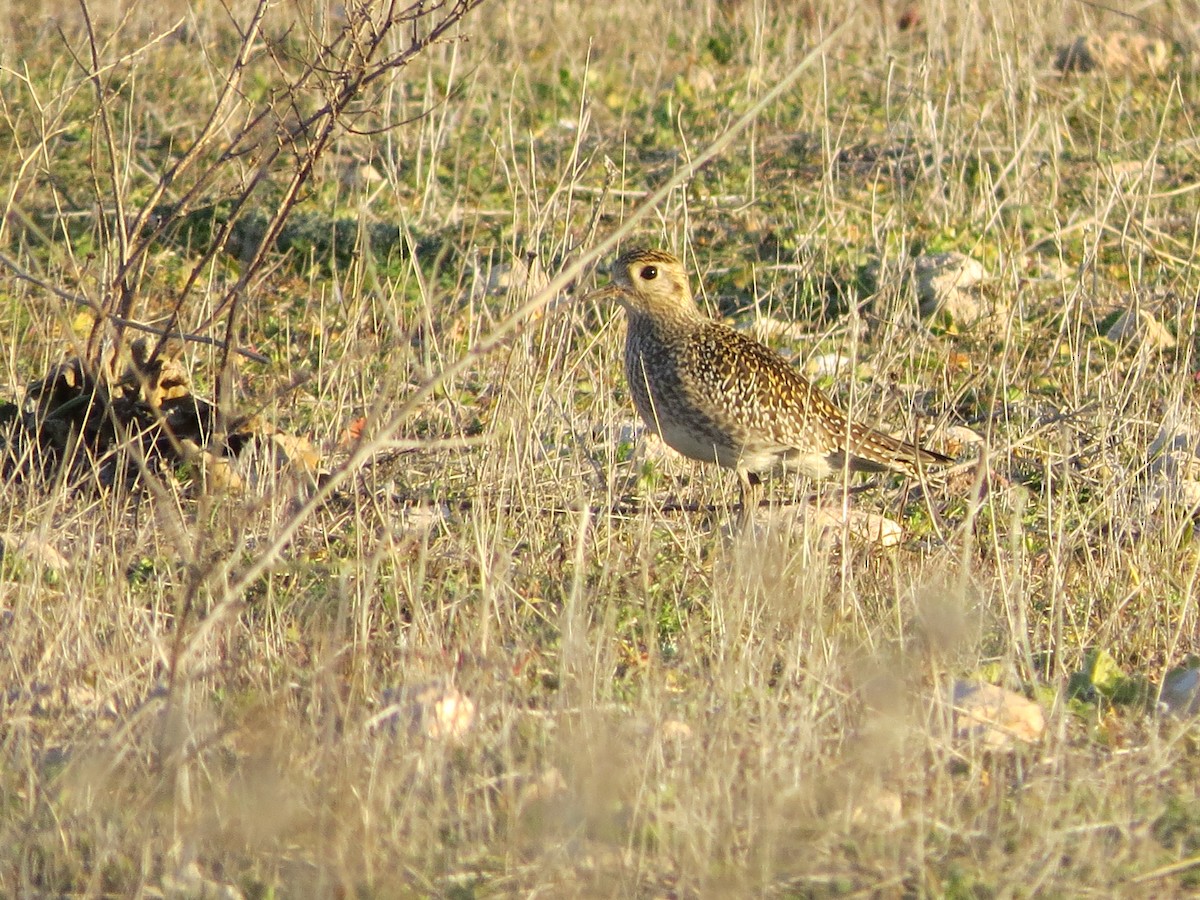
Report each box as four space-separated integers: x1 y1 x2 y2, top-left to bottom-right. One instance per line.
834 419 952 476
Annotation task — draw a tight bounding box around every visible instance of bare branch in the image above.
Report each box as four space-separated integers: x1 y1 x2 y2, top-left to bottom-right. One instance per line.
0 251 270 365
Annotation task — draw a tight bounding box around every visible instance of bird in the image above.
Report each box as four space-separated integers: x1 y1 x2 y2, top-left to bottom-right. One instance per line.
589 247 952 523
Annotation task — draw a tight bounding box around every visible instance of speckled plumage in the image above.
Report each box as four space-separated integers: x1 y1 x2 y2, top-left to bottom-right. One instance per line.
593 248 951 518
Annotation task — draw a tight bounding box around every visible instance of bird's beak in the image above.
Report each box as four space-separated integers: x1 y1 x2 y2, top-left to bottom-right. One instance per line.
578 283 624 305
541 282 622 321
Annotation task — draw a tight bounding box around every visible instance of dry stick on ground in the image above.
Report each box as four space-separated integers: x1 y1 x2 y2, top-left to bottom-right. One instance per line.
366 482 879 519
75 0 143 364
173 18 855 673
32 1 269 370
114 1 274 366
135 0 493 771
61 0 488 388
0 251 270 365
204 0 490 418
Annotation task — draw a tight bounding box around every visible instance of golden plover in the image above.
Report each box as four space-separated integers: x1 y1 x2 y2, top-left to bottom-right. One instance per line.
591 248 951 520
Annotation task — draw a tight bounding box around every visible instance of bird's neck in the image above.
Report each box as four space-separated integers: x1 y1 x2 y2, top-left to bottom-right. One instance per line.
624 299 705 335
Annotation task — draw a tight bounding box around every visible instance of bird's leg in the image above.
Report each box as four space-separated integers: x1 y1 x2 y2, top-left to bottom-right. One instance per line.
737 470 763 530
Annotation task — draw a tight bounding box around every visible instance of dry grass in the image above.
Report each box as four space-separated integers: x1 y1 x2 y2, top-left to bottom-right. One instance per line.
5 0 1200 895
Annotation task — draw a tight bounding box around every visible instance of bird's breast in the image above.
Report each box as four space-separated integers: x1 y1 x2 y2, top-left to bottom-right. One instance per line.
624 326 731 465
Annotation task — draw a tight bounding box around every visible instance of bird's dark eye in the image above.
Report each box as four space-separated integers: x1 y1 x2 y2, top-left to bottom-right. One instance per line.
639 265 658 281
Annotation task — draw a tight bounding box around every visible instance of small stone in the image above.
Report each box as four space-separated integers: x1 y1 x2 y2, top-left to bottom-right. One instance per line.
1105 308 1176 350
514 766 569 814
941 425 985 456
804 353 856 380
335 152 384 188
850 787 903 824
1160 663 1200 717
1147 420 1200 511
1055 31 1169 76
1105 159 1163 186
1024 256 1075 283
913 252 988 325
660 719 693 743
268 431 322 479
487 251 548 303
368 682 476 742
809 507 904 547
949 680 1045 750
413 683 475 741
744 316 811 345
179 440 245 494
401 503 450 535
162 862 244 900
0 531 70 575
687 66 718 94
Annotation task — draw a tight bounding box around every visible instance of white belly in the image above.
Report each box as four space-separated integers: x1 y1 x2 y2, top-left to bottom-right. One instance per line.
654 417 834 480
657 418 724 466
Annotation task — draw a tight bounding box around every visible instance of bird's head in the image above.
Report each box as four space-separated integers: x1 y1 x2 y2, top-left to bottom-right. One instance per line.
587 248 701 323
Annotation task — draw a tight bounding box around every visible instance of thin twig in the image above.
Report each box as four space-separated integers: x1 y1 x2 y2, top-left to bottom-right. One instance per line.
0 251 271 364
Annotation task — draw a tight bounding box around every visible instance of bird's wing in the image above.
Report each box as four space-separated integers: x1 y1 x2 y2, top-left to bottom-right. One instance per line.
682 323 950 474
680 323 843 447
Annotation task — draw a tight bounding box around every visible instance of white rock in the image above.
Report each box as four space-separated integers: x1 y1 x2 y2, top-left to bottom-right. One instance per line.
401 503 450 536
162 862 244 900
809 507 904 547
1150 421 1200 468
688 66 718 93
850 787 903 824
0 531 69 574
335 154 383 189
1148 419 1200 511
949 680 1045 750
1055 31 1170 76
943 425 984 446
659 718 694 743
913 252 988 324
512 766 569 816
804 353 856 380
620 422 685 467
1105 308 1176 350
480 252 548 303
417 685 476 741
368 682 476 742
941 425 984 458
1160 665 1200 717
1105 159 1164 186
744 316 811 345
